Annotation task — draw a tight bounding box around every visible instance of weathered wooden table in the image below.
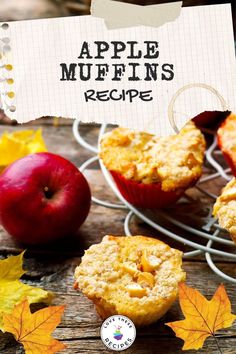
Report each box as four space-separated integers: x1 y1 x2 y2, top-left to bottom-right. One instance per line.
0 119 236 354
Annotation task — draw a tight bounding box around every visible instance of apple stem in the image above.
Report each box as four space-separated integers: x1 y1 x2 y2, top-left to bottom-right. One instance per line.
43 186 53 199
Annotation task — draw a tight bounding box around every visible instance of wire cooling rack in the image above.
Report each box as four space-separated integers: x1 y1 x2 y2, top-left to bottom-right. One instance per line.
73 120 236 284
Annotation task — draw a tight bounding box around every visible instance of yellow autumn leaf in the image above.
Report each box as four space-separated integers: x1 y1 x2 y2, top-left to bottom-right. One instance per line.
0 252 53 331
3 298 66 354
0 129 47 172
166 283 236 350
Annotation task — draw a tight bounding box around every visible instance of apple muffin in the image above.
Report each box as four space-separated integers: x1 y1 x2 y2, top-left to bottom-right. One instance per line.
99 121 206 208
213 178 236 244
217 113 236 176
74 235 185 326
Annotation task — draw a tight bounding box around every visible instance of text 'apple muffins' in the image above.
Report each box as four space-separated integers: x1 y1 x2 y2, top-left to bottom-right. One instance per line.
74 235 185 326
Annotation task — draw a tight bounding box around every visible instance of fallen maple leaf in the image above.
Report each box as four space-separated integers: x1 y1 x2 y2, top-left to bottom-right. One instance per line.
166 283 236 351
0 129 47 172
0 252 53 330
3 298 66 354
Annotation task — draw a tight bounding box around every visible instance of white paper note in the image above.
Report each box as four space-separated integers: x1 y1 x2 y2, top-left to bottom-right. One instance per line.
0 4 235 136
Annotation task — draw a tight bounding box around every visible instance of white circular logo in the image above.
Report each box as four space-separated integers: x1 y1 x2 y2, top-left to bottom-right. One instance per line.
100 315 136 351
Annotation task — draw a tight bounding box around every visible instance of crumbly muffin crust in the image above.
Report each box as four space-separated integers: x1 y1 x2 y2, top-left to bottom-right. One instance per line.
74 235 185 326
213 178 236 243
100 121 205 192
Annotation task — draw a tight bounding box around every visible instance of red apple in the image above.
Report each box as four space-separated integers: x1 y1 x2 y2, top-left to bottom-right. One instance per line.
0 152 91 244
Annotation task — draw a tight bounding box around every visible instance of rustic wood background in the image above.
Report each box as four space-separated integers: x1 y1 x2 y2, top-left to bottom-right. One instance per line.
0 0 234 35
0 118 235 354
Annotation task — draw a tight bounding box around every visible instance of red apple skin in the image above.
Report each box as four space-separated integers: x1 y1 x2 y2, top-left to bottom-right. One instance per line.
0 152 91 244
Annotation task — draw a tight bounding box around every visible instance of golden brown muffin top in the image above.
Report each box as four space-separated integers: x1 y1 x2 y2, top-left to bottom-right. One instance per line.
213 178 236 243
100 121 205 191
74 235 185 310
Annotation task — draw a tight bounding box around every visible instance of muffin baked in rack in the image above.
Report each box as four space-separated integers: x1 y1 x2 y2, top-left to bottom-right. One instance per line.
100 121 206 208
213 178 236 244
74 235 185 326
217 113 236 176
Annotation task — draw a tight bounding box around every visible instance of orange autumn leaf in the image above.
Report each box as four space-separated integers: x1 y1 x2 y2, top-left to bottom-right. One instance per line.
2 298 66 354
0 251 53 331
166 283 236 351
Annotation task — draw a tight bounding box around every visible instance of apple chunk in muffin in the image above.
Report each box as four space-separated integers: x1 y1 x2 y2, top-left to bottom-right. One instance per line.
74 235 185 326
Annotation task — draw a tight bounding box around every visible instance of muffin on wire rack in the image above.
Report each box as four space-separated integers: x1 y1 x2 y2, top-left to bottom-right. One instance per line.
213 178 236 244
99 121 206 209
74 235 185 327
217 113 236 176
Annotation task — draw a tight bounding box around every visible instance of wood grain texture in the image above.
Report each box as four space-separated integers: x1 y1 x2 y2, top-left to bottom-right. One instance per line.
0 170 233 260
0 122 236 353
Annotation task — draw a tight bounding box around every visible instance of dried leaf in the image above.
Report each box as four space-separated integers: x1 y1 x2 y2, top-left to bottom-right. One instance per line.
0 252 53 331
0 129 47 171
166 283 236 350
3 298 66 354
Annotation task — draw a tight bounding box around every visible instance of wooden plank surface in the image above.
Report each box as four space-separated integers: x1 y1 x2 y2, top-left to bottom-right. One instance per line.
0 120 236 354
